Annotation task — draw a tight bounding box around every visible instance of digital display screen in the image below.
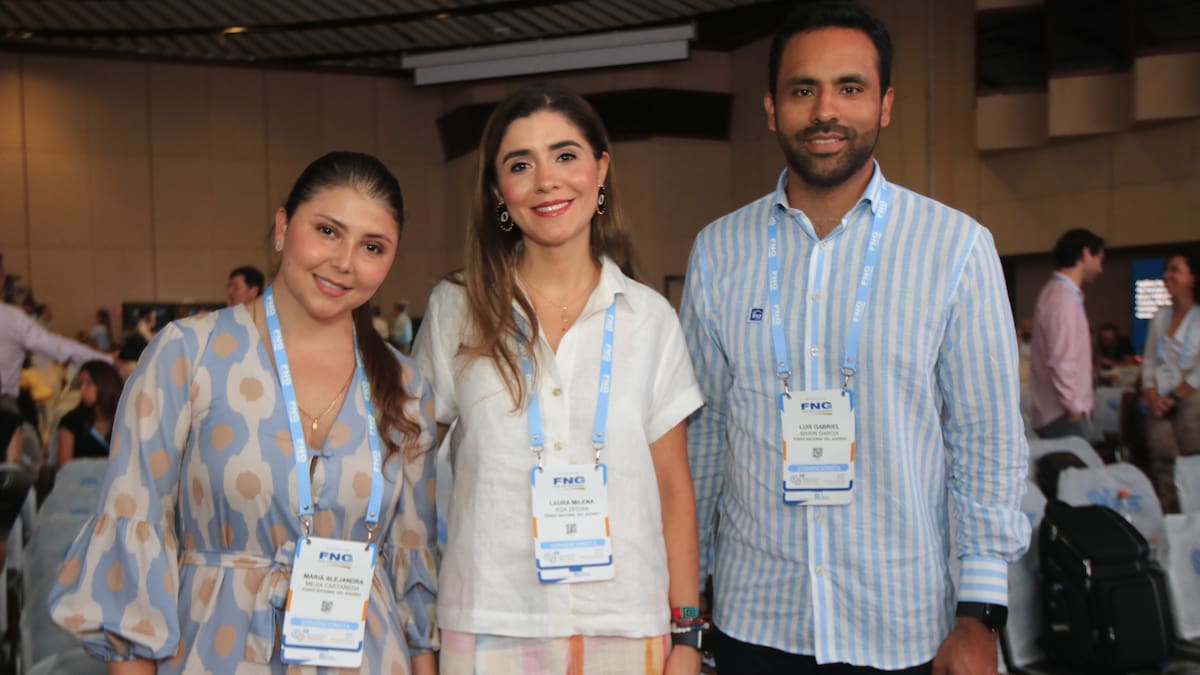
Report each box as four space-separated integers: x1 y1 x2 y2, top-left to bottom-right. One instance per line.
1131 258 1170 354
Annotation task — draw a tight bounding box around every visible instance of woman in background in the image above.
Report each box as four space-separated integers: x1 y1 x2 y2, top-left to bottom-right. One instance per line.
1143 251 1200 513
56 359 122 464
88 308 114 351
414 83 704 675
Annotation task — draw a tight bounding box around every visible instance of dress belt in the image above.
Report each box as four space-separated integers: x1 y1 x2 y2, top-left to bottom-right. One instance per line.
180 544 295 663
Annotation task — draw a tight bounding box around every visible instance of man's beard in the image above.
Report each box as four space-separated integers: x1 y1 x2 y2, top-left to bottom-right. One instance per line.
776 120 879 190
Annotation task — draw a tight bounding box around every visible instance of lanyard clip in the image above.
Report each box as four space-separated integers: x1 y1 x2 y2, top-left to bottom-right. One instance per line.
300 514 313 541
533 445 544 470
778 371 792 398
841 367 856 393
593 442 603 468
364 522 379 550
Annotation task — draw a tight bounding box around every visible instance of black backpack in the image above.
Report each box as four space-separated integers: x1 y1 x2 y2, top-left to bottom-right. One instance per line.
1039 500 1176 672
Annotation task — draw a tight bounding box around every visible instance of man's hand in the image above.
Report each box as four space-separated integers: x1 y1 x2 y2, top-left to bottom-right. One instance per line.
664 644 703 675
932 617 997 675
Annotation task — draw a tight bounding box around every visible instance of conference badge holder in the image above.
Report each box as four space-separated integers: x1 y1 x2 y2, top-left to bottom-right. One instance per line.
531 463 615 583
781 388 855 505
280 535 378 668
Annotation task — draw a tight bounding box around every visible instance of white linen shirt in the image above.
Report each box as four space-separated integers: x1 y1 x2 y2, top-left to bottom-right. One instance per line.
1144 305 1200 394
412 257 704 638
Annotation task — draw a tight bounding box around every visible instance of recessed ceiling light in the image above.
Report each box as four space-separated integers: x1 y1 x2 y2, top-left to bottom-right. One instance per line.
221 26 249 35
434 12 451 20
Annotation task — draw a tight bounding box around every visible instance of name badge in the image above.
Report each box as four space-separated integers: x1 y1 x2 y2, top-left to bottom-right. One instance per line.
781 388 855 505
280 536 377 668
530 463 615 583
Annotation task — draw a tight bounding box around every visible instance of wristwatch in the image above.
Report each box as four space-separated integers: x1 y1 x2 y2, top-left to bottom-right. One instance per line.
670 623 711 651
956 602 1008 632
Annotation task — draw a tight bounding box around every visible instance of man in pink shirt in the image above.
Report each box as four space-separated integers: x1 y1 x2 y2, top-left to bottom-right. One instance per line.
1030 229 1105 440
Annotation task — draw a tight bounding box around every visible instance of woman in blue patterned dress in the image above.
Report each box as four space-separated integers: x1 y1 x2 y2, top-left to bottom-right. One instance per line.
50 152 439 675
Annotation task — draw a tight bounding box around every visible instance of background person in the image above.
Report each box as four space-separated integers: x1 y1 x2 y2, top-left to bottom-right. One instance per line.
391 299 413 354
56 360 123 464
1096 322 1137 370
1030 229 1105 441
226 265 265 306
1141 252 1200 513
88 308 114 351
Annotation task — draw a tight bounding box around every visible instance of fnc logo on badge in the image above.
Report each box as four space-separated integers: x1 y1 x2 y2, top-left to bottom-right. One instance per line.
553 475 588 490
318 551 354 568
799 401 834 414
748 308 764 322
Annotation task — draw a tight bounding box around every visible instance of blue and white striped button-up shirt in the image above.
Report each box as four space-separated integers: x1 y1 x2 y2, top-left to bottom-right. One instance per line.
681 165 1030 669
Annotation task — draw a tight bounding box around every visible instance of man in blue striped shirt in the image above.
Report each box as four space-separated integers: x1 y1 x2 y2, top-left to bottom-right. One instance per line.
681 2 1030 673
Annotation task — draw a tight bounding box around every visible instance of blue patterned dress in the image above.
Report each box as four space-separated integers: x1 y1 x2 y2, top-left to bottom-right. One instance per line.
49 305 439 674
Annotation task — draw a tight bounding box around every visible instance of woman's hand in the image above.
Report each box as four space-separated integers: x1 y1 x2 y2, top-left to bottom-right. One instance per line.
1144 389 1168 419
411 651 437 675
663 644 703 675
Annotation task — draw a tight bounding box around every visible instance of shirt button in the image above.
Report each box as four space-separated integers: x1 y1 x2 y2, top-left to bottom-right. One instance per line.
811 293 821 302
820 241 830 250
554 442 563 451
810 347 821 356
552 387 562 397
813 512 824 522
816 566 827 577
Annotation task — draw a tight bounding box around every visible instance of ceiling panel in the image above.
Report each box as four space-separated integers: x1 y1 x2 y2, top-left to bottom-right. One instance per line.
1 0 784 76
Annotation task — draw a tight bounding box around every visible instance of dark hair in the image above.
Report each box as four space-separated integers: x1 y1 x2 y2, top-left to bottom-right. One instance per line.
1097 322 1119 336
1166 251 1200 303
463 82 636 408
96 308 113 341
1051 229 1105 270
117 333 148 362
229 266 265 296
768 0 894 96
80 360 123 425
279 151 421 460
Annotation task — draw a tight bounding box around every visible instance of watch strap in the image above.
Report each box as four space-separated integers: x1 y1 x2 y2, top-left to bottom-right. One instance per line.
956 601 1008 631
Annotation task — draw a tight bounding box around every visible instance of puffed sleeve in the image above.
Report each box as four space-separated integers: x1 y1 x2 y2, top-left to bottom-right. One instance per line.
49 322 195 661
411 280 461 425
385 360 440 653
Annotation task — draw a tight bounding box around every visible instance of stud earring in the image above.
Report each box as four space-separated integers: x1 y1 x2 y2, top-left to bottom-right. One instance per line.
274 240 283 252
497 200 513 232
595 185 608 215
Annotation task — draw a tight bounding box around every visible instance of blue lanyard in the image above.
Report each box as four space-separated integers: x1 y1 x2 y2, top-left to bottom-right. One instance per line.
519 300 618 468
767 186 890 395
264 286 384 543
1052 273 1084 308
88 427 110 451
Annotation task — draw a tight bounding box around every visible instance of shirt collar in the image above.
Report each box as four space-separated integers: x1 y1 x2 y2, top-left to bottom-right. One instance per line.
1052 272 1085 301
771 159 889 221
589 255 638 315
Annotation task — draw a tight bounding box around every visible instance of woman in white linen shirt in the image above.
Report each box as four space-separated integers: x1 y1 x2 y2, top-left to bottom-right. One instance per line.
412 83 704 675
1143 252 1200 513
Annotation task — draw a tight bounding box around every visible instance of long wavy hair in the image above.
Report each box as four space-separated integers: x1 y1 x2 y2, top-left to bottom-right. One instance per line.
279 151 421 459
460 83 636 409
79 360 123 428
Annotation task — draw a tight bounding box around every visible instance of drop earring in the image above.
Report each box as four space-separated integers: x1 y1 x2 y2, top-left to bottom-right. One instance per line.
497 200 513 232
274 239 283 252
595 185 608 215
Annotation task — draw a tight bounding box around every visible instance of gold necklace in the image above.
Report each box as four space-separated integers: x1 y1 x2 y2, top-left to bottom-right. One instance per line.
520 274 590 329
296 367 355 432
